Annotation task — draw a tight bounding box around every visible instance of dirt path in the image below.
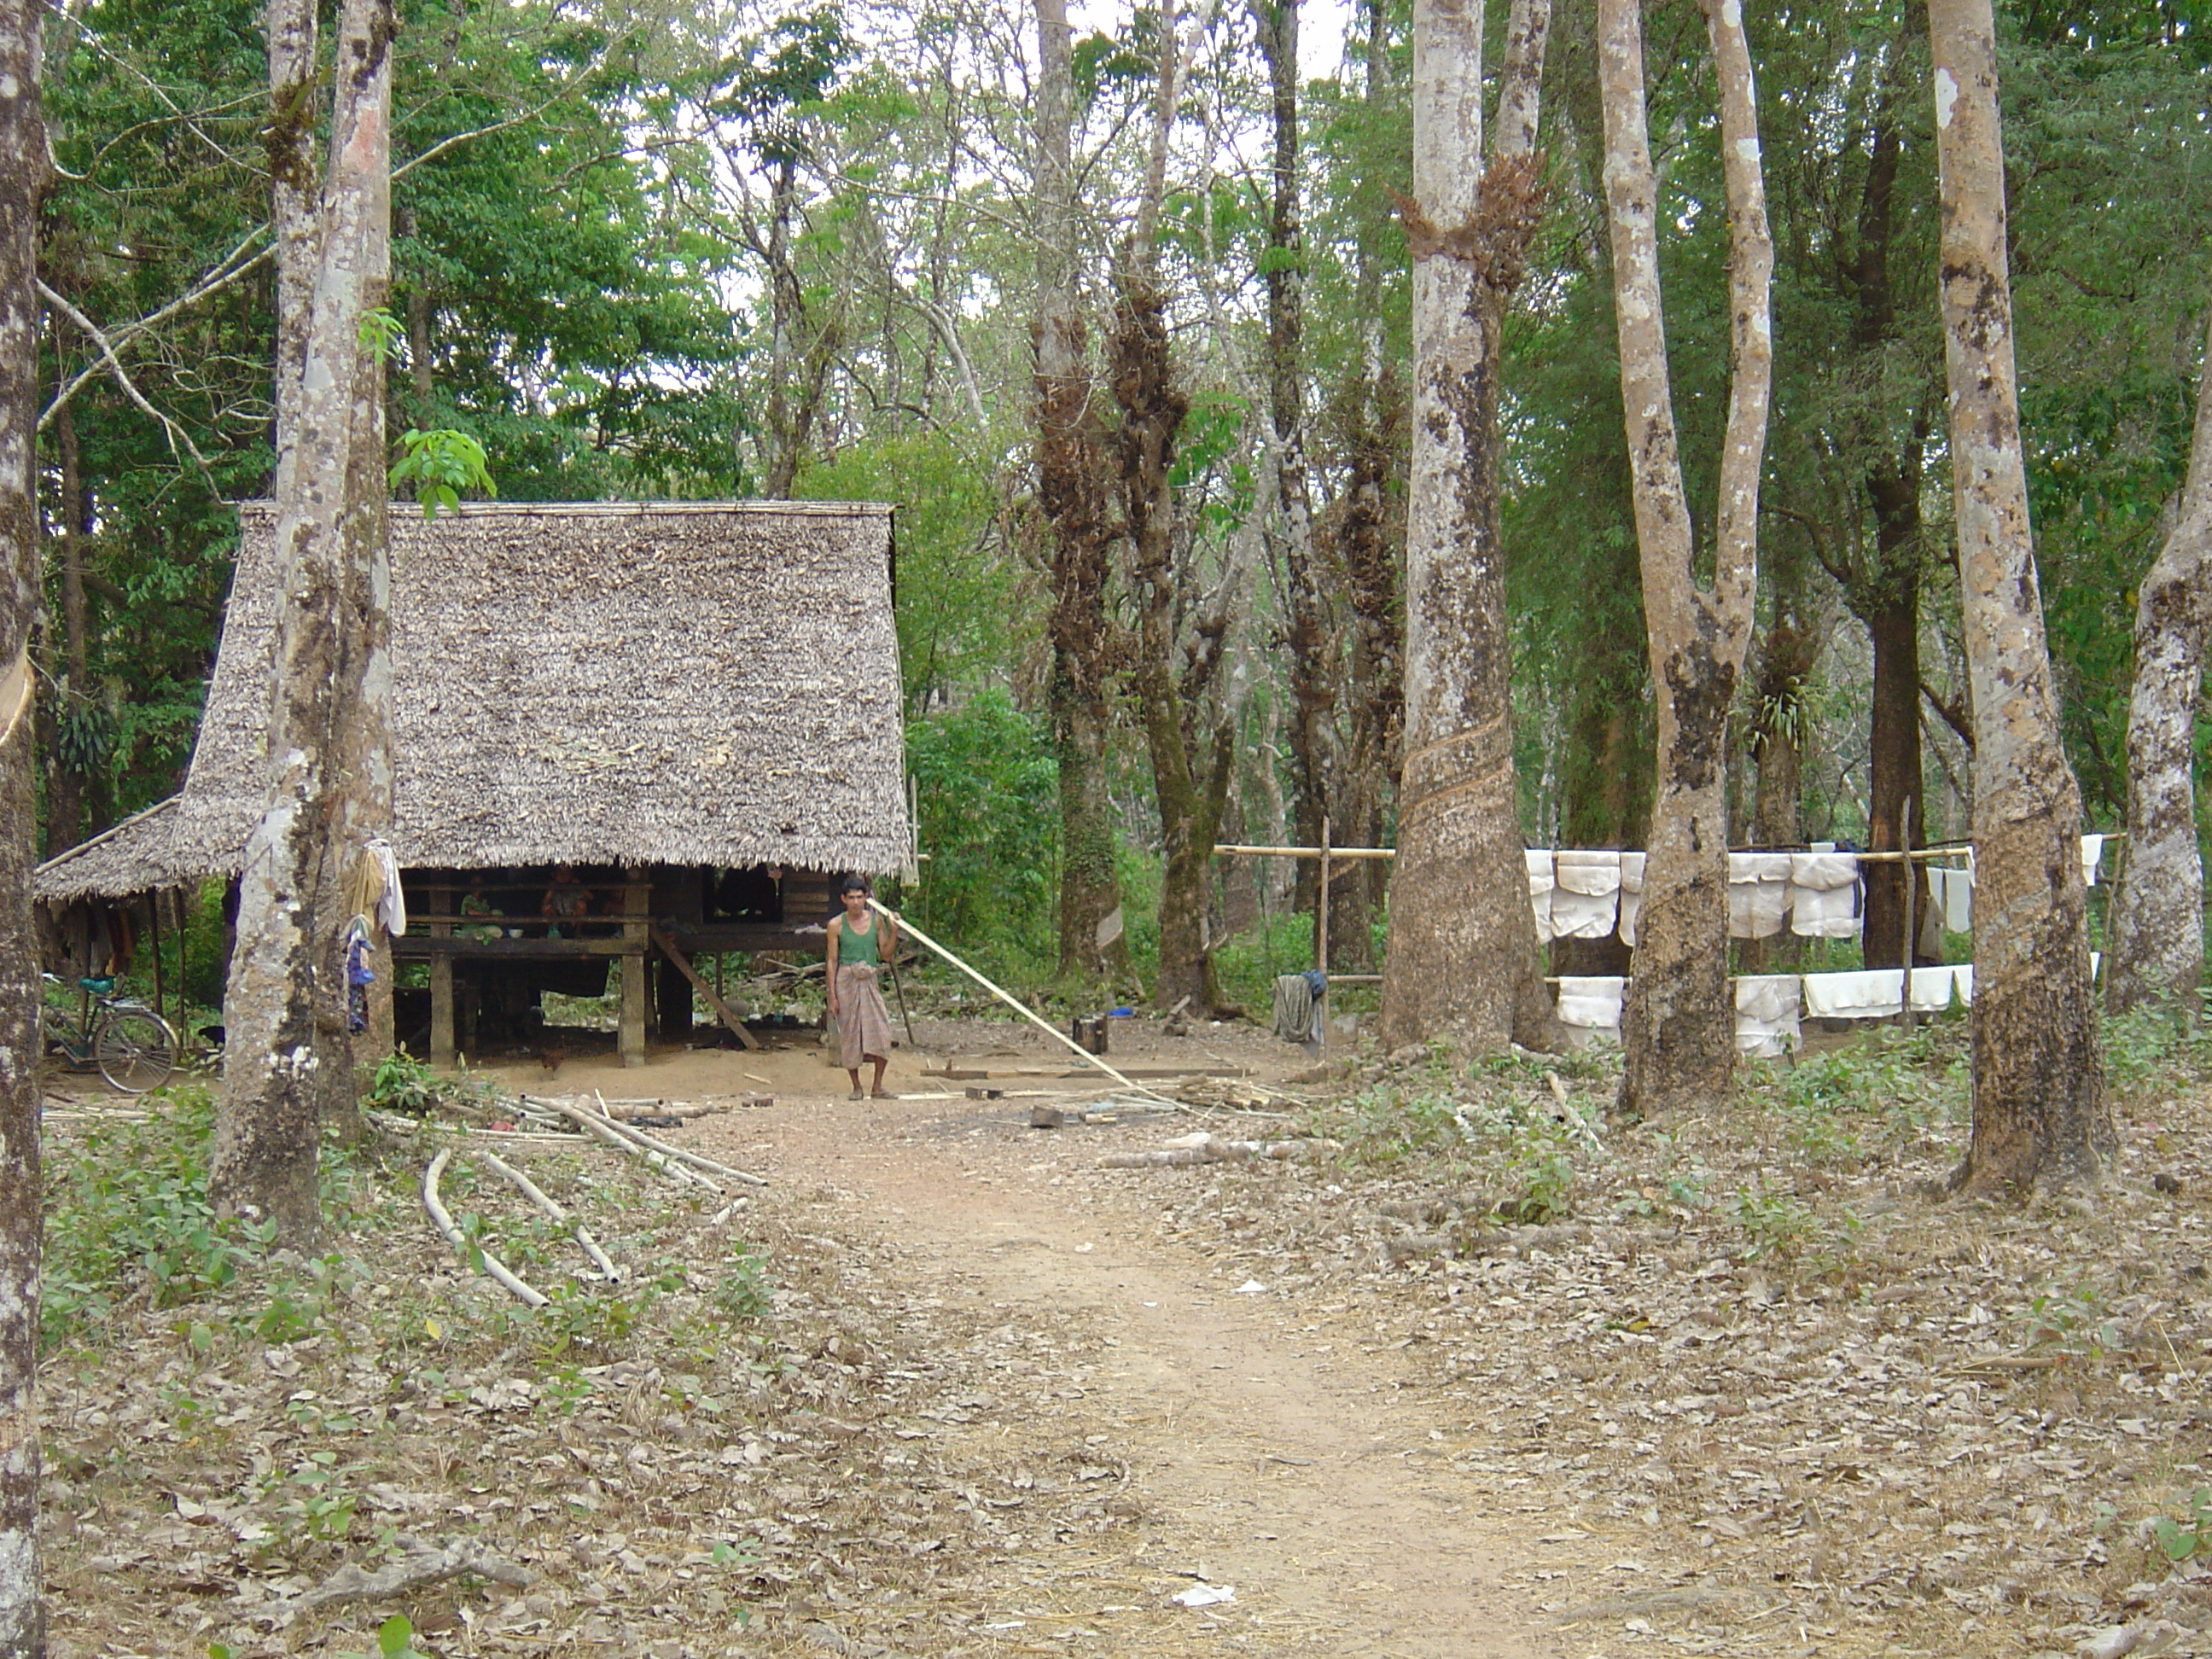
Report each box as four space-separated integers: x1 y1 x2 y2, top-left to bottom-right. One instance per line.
505 1029 1605 1656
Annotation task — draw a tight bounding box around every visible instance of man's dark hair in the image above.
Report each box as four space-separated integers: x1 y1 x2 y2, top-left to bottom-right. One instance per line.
839 875 870 895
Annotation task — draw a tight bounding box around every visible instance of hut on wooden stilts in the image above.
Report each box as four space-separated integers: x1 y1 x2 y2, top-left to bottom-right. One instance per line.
35 501 908 1070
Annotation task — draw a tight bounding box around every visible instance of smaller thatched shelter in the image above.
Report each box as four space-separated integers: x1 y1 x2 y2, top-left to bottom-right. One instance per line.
38 500 908 1066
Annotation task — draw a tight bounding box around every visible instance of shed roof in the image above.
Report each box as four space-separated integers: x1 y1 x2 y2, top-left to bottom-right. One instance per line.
37 501 907 901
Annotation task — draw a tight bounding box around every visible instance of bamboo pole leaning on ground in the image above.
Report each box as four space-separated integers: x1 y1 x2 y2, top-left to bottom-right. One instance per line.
422 1149 549 1307
868 899 1148 1094
478 1150 622 1282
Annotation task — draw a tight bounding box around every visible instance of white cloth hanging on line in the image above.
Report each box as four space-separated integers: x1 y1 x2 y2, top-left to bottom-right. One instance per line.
1525 850 1556 940
1554 975 1624 1045
1801 969 1902 1020
1788 850 1861 939
1926 865 1973 934
1551 851 1622 940
1733 974 1802 1057
1617 853 1647 947
1727 853 1795 939
2081 834 2106 887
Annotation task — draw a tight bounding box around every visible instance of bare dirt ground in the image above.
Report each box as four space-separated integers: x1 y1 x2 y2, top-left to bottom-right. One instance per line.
39 1009 2212 1658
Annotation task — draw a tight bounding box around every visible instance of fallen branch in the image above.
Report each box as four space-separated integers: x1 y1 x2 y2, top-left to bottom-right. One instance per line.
1101 1132 1315 1168
422 1149 549 1307
299 1533 536 1610
478 1151 621 1282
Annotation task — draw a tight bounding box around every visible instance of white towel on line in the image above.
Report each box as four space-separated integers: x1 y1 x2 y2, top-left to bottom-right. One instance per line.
1554 975 1625 1042
1926 865 1973 934
2081 834 2105 888
1727 852 1795 940
1801 969 1902 1020
1788 851 1861 940
1551 850 1622 940
1525 849 1556 940
1617 852 1647 947
1733 974 1802 1057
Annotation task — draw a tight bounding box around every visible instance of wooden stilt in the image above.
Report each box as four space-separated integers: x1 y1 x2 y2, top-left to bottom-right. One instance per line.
430 882 454 1067
620 876 649 1068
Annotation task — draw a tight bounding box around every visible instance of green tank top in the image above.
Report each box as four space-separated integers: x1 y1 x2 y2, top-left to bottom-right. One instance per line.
838 916 881 967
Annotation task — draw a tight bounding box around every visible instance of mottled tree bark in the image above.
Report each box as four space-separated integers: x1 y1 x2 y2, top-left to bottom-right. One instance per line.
1114 0 1234 1012
1928 0 2110 1193
44 402 86 854
0 3 45 1647
1380 0 1560 1054
1599 0 1773 1118
213 0 396 1243
1033 0 1126 984
2106 309 2212 1017
1859 469 1934 969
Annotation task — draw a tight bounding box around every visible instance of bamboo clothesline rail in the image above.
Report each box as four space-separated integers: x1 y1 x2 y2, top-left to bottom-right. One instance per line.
1214 837 2123 864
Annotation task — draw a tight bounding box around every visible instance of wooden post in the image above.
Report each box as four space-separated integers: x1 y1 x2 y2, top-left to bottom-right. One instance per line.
1317 814 1331 972
429 882 454 1067
620 876 649 1068
148 893 165 1037
1899 800 1918 1032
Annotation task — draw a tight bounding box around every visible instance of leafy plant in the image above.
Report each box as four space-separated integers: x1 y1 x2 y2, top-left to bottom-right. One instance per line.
2151 1488 2212 1566
712 1246 775 1322
389 427 496 519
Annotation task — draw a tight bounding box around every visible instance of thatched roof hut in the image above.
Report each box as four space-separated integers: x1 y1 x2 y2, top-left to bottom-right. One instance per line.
38 501 907 901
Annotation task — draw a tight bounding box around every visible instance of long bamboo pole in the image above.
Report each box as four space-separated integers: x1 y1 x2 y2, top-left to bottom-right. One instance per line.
868 899 1144 1092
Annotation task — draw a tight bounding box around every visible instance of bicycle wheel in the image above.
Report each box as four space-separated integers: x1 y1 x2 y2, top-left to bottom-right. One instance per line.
95 1008 178 1093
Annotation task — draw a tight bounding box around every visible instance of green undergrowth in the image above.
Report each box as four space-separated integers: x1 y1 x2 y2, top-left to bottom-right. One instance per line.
41 1084 777 1365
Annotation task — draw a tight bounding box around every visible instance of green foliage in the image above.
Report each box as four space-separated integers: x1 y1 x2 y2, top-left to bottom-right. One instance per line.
902 690 1059 969
43 1087 275 1347
218 1614 428 1659
2151 1489 2212 1567
712 1244 775 1322
389 427 496 519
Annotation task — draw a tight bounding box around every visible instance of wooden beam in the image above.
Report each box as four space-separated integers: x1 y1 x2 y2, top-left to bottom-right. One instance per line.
649 924 761 1051
620 877 649 1068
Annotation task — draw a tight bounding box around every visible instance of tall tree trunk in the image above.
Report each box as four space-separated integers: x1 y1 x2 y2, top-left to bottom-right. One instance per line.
1741 591 1820 973
0 3 45 1646
1033 0 1126 984
1334 366 1403 963
1859 468 1933 969
2106 307 2212 1016
1252 0 1339 950
45 401 86 853
212 0 396 1243
1380 0 1559 1054
1929 0 2110 1194
1114 0 1233 1011
1600 0 1773 1118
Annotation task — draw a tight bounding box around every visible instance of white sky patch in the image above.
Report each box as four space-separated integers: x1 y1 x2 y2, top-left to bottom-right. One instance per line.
1066 0 1361 79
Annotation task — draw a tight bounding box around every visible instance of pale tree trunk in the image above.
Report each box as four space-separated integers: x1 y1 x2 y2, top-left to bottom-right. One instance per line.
1033 0 1127 985
0 3 44 1648
1929 0 2110 1193
45 402 86 853
1380 0 1560 1055
266 0 319 504
212 0 396 1243
2105 309 2212 1017
1599 0 1773 1118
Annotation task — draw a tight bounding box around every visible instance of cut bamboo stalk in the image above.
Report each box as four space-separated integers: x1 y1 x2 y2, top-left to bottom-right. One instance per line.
478 1151 621 1282
869 899 1148 1095
585 1091 769 1187
422 1149 548 1307
531 1097 701 1188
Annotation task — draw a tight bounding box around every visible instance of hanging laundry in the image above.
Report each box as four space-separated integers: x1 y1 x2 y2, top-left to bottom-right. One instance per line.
1525 849 1557 940
2081 834 2105 888
370 838 407 935
1788 849 1861 939
1727 853 1794 939
1733 974 1802 1057
1800 969 1903 1020
345 917 376 1034
1926 864 1974 934
1909 964 1965 1012
1551 851 1622 940
1554 975 1624 1045
1617 853 1647 947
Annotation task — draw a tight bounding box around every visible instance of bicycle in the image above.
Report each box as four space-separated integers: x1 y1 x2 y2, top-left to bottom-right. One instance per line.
42 974 180 1094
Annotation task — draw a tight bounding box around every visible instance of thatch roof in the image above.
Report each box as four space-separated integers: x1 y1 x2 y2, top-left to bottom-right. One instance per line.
38 501 906 901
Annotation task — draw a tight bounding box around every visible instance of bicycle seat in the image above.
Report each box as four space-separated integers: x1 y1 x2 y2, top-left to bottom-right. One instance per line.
79 975 115 994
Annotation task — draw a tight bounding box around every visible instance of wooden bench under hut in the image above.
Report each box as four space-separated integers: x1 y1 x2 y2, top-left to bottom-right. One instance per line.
35 501 910 1069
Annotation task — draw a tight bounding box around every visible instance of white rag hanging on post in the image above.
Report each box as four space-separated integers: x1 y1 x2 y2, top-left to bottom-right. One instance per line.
1553 975 1624 1045
1616 853 1647 947
1788 850 1861 939
1525 849 1556 940
1551 851 1621 940
1727 853 1794 939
